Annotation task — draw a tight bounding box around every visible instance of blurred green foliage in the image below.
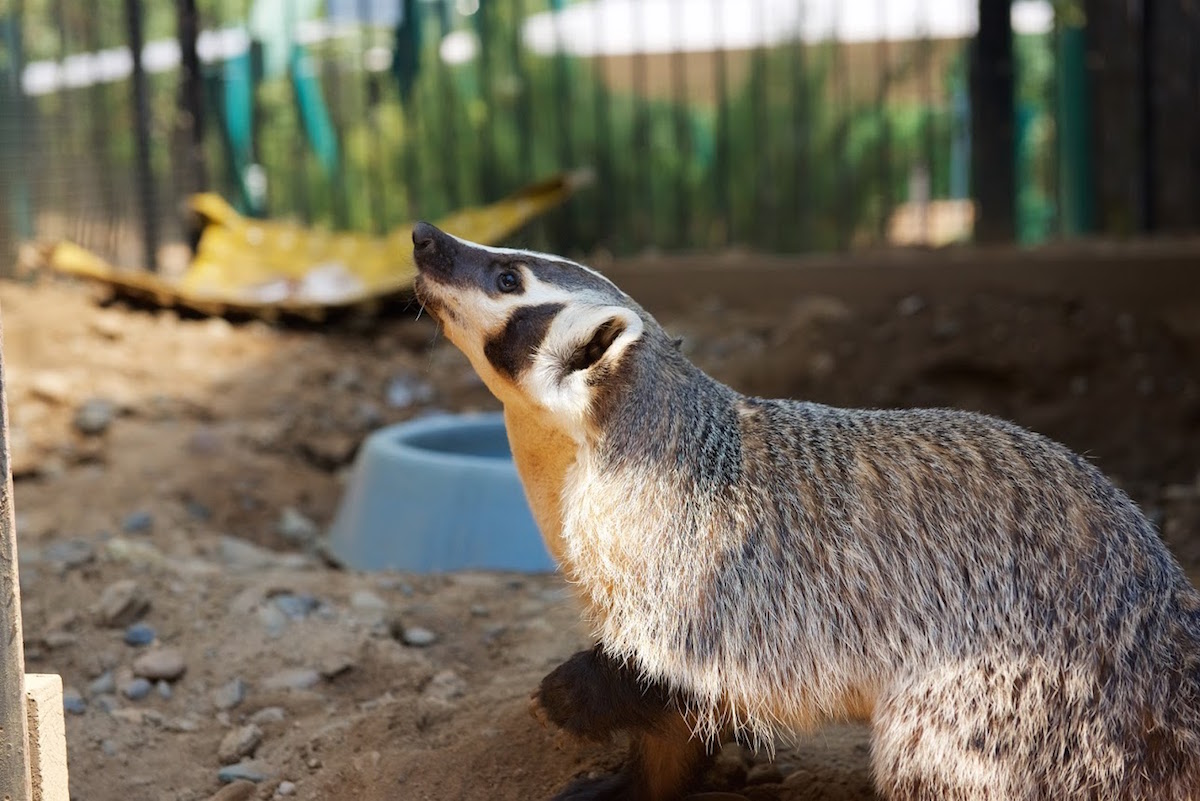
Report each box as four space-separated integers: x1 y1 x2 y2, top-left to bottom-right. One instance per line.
6 0 1028 259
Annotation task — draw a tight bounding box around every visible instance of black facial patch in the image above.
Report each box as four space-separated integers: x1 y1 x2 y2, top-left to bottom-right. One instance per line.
484 303 564 378
565 317 626 373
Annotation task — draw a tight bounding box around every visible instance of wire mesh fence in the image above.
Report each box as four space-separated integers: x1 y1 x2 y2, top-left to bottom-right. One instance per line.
0 0 1164 271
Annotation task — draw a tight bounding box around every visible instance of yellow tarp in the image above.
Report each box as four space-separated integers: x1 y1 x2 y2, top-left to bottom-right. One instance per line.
45 170 591 321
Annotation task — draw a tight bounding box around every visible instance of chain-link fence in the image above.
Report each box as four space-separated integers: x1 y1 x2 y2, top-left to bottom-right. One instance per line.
0 0 1195 271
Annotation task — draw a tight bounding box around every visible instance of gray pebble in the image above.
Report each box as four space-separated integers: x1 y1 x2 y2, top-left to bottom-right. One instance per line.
88 671 116 697
276 780 296 796
277 507 319 545
122 511 154 534
217 762 269 784
273 593 319 620
74 398 116 435
124 622 156 646
745 763 784 785
132 647 187 681
185 500 212 521
212 678 247 711
100 739 119 757
401 626 438 647
63 689 87 715
219 536 279 570
218 724 264 764
122 677 153 701
93 694 120 713
262 668 320 691
156 680 173 699
95 579 151 628
44 539 95 570
248 707 286 725
350 589 387 613
896 294 926 317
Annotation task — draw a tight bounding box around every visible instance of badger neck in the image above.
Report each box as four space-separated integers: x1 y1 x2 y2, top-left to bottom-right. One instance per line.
587 339 743 480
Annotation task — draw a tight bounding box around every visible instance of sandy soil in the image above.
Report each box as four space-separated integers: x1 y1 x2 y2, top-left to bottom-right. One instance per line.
5 248 1200 801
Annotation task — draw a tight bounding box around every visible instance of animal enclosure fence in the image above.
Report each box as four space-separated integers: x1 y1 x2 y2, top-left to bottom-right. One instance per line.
0 0 1192 271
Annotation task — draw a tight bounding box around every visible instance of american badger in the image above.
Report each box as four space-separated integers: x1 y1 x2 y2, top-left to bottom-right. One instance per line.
411 222 1200 801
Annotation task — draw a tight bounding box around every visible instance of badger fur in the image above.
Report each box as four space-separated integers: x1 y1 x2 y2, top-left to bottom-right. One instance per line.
412 222 1200 801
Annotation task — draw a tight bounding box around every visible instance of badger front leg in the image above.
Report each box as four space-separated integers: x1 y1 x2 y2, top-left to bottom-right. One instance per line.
532 644 712 801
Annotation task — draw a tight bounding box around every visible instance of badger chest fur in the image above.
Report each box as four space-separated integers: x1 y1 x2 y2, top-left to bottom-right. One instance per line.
412 222 1200 801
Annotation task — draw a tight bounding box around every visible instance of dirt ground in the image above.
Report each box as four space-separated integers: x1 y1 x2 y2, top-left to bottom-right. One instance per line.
5 246 1200 801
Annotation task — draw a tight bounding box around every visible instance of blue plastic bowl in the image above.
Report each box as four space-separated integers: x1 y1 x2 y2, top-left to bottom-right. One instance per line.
327 412 556 573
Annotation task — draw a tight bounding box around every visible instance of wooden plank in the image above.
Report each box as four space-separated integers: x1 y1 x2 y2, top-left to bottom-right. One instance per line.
0 302 31 799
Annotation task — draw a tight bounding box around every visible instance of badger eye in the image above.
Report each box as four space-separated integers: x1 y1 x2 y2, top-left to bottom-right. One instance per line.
496 271 520 293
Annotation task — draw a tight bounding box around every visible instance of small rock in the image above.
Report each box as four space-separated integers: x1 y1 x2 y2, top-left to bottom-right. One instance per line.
88 671 116 697
218 724 264 764
262 668 320 691
122 677 153 701
257 604 288 638
30 371 74 404
248 707 286 725
43 631 77 649
745 763 784 786
277 507 319 545
132 647 187 681
896 294 926 316
156 680 173 699
421 670 466 705
213 678 248 711
121 510 154 534
207 779 257 801
272 593 319 620
96 579 151 627
124 623 157 647
74 398 117 435
62 688 86 715
318 654 355 680
100 739 119 757
276 780 297 796
350 589 387 613
163 716 200 732
93 694 119 713
217 761 270 784
185 500 213 521
44 538 96 570
469 605 490 617
220 536 279 570
385 373 435 408
401 626 437 648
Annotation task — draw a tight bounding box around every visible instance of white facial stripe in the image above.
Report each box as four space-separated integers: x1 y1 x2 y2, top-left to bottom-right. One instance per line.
442 232 620 290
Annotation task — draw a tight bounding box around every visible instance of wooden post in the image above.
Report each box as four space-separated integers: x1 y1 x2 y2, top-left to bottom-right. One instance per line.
0 306 32 800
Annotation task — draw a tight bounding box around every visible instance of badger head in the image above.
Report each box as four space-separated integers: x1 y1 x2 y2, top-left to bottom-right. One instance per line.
412 223 649 438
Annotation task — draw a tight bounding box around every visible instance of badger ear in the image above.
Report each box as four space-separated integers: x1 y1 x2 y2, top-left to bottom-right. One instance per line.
564 307 642 373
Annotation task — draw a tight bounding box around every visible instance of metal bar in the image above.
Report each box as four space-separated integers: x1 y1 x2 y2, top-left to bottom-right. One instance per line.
713 0 730 247
124 0 160 270
789 14 809 251
592 0 613 248
875 0 892 246
632 1 651 249
669 0 689 248
177 0 208 203
970 0 1015 243
550 0 577 250
0 306 32 801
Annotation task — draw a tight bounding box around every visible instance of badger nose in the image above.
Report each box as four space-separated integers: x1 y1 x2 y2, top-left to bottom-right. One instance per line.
412 221 439 256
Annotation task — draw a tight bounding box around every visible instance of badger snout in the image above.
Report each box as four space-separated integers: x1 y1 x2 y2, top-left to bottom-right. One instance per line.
412 222 456 279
